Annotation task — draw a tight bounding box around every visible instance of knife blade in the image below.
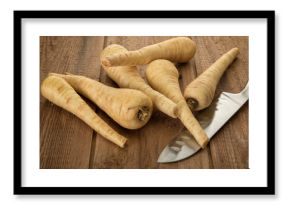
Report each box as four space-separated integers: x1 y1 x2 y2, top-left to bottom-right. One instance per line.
157 83 249 163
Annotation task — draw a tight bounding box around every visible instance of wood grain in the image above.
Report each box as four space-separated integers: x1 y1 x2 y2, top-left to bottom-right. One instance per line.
192 36 249 168
40 36 248 169
40 36 105 168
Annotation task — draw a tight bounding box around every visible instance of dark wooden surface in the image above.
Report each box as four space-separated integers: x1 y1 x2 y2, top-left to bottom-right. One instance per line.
40 36 248 169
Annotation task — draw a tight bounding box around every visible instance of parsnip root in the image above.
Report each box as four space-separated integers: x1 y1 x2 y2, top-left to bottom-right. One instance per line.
184 47 240 111
50 73 153 130
101 37 196 67
146 59 209 148
41 76 128 148
100 44 178 118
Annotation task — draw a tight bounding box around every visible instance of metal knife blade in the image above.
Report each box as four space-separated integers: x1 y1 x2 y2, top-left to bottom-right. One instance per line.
157 83 249 163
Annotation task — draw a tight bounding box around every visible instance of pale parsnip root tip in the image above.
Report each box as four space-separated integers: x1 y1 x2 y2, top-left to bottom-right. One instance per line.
101 58 111 67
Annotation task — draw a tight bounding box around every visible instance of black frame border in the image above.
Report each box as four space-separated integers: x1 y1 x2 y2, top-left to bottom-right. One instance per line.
14 10 275 195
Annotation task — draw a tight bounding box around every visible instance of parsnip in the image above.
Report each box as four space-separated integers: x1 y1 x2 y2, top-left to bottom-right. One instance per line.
41 76 128 148
145 59 208 148
100 44 178 118
101 37 196 67
50 73 153 130
184 47 240 111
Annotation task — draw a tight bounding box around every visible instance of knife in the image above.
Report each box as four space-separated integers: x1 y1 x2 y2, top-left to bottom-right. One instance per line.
157 83 249 163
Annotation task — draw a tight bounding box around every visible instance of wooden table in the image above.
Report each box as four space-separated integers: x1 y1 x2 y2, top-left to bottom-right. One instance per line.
40 36 248 169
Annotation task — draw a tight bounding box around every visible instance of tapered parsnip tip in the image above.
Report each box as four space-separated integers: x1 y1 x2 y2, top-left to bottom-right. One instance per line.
101 57 111 67
231 47 240 55
119 137 128 148
200 137 209 149
100 44 128 67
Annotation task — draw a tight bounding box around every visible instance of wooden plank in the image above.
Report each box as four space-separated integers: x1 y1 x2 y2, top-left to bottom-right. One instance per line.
40 36 105 168
192 36 249 168
172 37 213 169
91 36 177 168
91 36 162 168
